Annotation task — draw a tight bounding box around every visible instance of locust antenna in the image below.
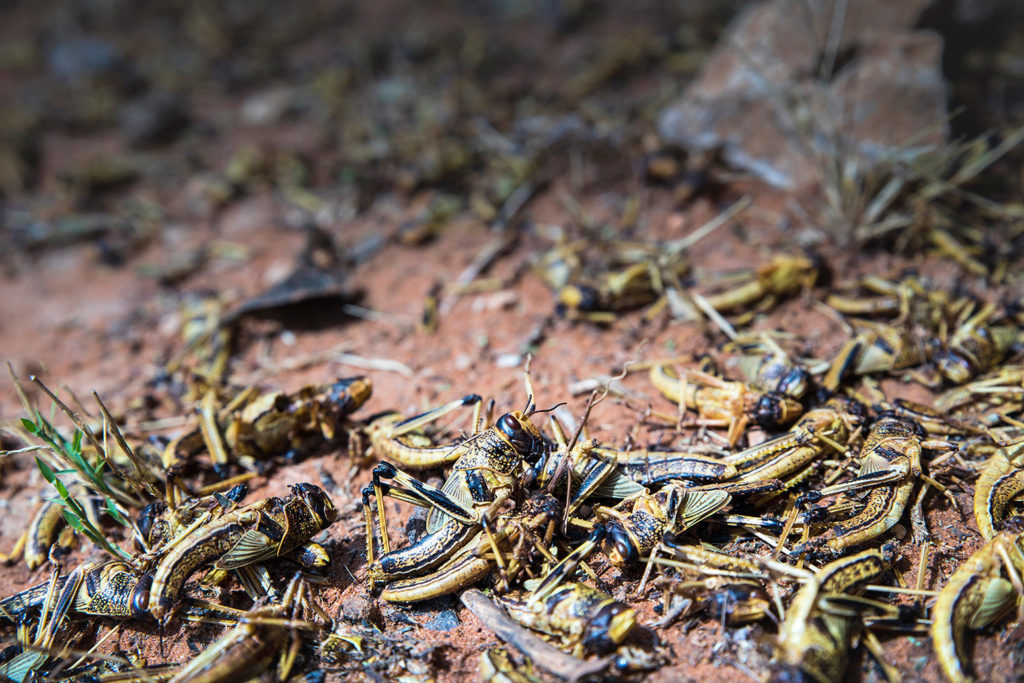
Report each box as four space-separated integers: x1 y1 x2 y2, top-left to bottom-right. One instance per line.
523 353 536 414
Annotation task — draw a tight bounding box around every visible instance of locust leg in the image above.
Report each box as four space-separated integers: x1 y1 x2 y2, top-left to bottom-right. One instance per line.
371 462 494 525
390 394 484 438
362 461 506 590
528 526 604 605
370 395 484 468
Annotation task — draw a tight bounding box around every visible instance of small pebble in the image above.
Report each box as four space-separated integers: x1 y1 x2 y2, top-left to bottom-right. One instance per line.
340 594 372 622
495 353 523 368
422 609 460 632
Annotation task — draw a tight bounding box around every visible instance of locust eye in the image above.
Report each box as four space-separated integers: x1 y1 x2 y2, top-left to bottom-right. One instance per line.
497 413 521 437
497 413 538 458
136 502 165 540
754 394 781 428
131 574 153 618
603 522 637 566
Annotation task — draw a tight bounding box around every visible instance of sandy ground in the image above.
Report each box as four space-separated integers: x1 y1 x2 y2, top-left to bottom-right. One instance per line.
2 0 1024 681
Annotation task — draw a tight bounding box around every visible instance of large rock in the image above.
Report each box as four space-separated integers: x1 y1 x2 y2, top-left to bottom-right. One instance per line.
658 0 948 189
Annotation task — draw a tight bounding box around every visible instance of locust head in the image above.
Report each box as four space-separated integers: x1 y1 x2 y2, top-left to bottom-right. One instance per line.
556 284 600 317
328 376 373 413
496 411 546 464
583 600 637 655
291 483 338 528
603 520 640 566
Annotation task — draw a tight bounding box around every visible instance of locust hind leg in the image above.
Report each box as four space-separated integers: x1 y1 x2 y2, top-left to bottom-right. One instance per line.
389 394 484 439
371 462 486 525
362 461 499 588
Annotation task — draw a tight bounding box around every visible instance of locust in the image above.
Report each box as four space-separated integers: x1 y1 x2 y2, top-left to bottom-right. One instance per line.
823 320 928 391
605 445 737 490
0 560 152 622
162 376 371 486
594 484 735 566
496 527 637 657
826 274 955 328
554 256 689 323
0 559 157 680
770 545 898 683
647 544 773 626
725 333 817 401
931 519 1024 683
928 303 1018 386
696 252 820 317
527 410 738 514
363 397 550 600
974 439 1024 539
365 393 484 469
649 362 760 445
167 574 322 683
724 336 815 430
136 483 250 551
798 414 951 559
369 493 560 603
826 274 921 320
536 238 690 323
23 491 83 570
148 482 336 620
728 395 866 487
652 576 772 627
935 363 1024 415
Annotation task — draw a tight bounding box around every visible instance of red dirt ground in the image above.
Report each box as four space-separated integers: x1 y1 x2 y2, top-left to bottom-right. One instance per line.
2 1 1024 681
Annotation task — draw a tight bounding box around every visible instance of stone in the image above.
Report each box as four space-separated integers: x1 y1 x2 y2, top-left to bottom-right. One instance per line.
658 0 948 189
119 91 190 146
422 608 460 632
340 594 373 622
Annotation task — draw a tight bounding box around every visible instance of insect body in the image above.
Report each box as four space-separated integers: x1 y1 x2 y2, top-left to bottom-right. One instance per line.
730 396 866 486
225 377 372 458
799 415 927 558
137 483 250 551
974 442 1024 539
596 485 733 565
24 494 78 570
544 241 690 323
823 321 928 391
934 363 1024 415
726 335 816 429
699 253 819 315
374 493 560 603
365 393 483 469
499 582 635 657
649 364 758 445
611 447 736 488
771 545 896 683
496 526 637 657
650 545 773 626
930 304 1018 386
149 483 336 620
163 377 371 480
0 560 152 621
931 522 1024 683
168 575 315 683
363 410 547 600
